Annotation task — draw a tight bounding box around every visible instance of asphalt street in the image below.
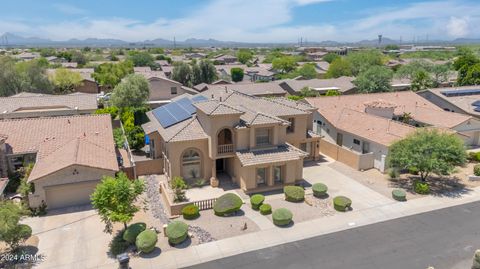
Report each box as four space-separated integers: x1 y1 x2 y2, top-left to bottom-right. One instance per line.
185 200 480 269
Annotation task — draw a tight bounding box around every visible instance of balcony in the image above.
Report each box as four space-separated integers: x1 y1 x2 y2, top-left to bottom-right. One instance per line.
218 144 234 154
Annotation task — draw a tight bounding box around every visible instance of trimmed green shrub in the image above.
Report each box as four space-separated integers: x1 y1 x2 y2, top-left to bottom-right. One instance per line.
123 222 146 243
250 194 265 210
392 189 407 201
333 196 352 212
312 183 328 197
213 193 243 216
414 180 430 194
135 229 158 253
284 186 305 202
474 164 480 176
182 204 200 220
272 208 293 226
259 204 272 215
166 221 189 245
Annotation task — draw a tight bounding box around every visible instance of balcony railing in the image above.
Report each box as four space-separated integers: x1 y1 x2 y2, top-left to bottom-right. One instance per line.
218 144 234 154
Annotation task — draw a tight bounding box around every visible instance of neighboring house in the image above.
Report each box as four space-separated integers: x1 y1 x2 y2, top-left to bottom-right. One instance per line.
279 77 356 95
185 52 207 59
244 67 275 82
198 82 287 97
306 51 327 61
213 54 238 64
142 90 320 193
47 68 99 94
161 66 173 78
45 56 65 63
14 52 40 61
306 91 480 172
0 92 98 119
418 86 480 118
0 114 118 209
135 70 197 107
61 62 78 68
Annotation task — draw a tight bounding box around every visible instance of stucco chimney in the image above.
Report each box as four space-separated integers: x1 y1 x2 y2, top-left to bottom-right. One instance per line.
363 99 396 119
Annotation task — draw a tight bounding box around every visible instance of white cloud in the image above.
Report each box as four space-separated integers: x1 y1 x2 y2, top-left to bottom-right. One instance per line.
1 0 480 42
446 16 469 37
52 3 87 15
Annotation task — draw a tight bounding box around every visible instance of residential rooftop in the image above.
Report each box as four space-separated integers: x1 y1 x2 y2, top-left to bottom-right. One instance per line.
0 114 118 182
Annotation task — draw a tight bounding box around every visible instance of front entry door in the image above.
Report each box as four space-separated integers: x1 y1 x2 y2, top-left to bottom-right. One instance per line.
216 158 224 172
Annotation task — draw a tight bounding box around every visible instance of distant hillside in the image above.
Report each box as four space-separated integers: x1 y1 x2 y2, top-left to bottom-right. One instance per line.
1 32 480 48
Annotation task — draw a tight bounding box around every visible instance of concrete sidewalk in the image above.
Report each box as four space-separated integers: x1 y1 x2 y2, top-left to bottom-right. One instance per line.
128 186 480 269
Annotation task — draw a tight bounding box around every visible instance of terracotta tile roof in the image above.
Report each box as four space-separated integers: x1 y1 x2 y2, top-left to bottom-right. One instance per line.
144 112 208 142
0 93 98 115
364 99 398 109
240 112 289 126
0 114 118 182
236 143 308 166
194 100 245 116
306 91 472 129
335 109 416 146
201 82 286 96
280 77 355 93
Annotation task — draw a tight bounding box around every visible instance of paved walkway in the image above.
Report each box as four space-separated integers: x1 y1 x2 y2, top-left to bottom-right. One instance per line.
242 205 276 230
128 186 480 269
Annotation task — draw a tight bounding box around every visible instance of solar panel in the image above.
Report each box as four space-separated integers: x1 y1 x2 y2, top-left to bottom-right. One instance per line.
472 100 480 107
441 89 480 97
168 102 191 120
176 97 196 114
192 95 208 102
153 106 177 127
475 106 480 113
152 95 208 128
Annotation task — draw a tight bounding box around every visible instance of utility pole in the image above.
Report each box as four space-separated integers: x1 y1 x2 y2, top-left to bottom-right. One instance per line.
173 36 176 49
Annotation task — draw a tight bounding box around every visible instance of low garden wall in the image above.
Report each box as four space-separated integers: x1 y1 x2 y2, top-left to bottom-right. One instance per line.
136 158 163 176
159 181 218 216
319 139 374 171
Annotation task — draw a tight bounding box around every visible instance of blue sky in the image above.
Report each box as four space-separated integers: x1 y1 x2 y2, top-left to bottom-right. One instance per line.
1 0 479 42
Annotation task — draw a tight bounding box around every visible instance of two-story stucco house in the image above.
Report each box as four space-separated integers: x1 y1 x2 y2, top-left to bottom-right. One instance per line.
142 89 320 193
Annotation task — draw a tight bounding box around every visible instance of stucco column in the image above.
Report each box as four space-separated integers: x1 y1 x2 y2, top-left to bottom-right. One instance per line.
267 165 274 186
210 161 219 187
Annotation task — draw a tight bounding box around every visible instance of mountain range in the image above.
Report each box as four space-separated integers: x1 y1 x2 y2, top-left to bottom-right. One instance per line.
1 32 480 48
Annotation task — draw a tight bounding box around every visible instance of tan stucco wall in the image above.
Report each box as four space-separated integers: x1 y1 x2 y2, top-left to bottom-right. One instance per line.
28 165 116 208
75 80 99 94
148 78 188 101
233 157 303 192
165 139 213 182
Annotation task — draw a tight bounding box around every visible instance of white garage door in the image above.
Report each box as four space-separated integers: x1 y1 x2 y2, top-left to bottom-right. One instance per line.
45 180 100 209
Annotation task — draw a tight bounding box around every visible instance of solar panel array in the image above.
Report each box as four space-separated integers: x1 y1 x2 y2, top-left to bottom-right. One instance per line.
441 89 480 97
152 95 208 128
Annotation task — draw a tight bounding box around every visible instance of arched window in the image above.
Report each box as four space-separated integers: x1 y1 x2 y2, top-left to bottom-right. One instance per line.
218 128 233 145
182 149 201 180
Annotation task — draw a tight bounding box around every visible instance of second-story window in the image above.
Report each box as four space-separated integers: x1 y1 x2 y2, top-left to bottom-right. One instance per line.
256 128 271 146
287 117 295 133
171 87 177 94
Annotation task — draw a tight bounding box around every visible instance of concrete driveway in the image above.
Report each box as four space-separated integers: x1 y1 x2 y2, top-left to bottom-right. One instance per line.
302 161 393 210
22 205 117 269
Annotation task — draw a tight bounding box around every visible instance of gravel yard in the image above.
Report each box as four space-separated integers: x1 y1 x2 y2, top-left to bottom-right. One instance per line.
266 194 336 224
180 209 260 241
